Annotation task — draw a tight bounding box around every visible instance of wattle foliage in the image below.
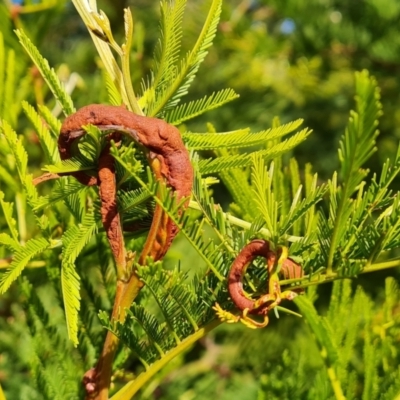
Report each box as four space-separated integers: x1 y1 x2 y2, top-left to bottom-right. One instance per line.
0 1 399 399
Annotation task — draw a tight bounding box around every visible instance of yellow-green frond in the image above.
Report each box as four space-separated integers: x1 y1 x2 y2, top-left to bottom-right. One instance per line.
184 119 304 150
0 237 49 294
165 88 239 126
198 128 311 174
15 29 75 116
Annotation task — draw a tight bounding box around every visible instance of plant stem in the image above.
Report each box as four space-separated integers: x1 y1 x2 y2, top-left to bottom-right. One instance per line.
110 319 221 400
327 365 346 400
15 193 26 244
188 200 303 243
326 191 345 275
87 271 144 400
71 0 129 106
0 259 46 269
120 9 144 116
0 382 6 400
279 259 400 289
88 143 147 400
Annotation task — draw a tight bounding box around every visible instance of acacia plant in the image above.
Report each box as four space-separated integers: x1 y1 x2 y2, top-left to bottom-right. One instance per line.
1 1 400 399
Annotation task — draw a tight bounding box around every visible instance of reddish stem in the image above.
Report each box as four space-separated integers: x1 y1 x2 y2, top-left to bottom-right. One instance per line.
56 105 193 400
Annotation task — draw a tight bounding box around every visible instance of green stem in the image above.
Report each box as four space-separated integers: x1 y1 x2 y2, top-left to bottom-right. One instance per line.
15 193 26 244
88 272 144 400
0 260 45 269
121 9 143 116
327 364 346 400
341 176 398 257
188 200 303 243
71 0 129 106
121 48 142 115
357 259 400 273
110 319 221 400
0 382 6 400
326 180 347 275
279 259 400 289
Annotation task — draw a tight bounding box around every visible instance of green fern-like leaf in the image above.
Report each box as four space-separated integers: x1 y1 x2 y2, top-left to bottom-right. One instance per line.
61 262 81 347
104 70 122 106
251 156 278 239
183 119 304 150
364 144 400 211
339 70 382 191
294 295 339 366
304 163 320 237
63 183 90 222
198 128 311 174
0 31 18 126
326 71 383 273
0 190 19 243
0 122 45 228
110 146 228 281
0 118 28 180
0 31 5 120
18 278 82 398
139 263 200 335
0 232 20 252
148 0 222 117
61 209 98 345
118 187 151 215
102 263 218 368
220 163 257 219
279 175 327 236
61 209 98 265
0 237 49 294
22 101 60 164
23 175 50 231
380 195 400 251
43 157 97 174
327 145 400 260
33 180 88 212
15 29 75 116
191 167 234 248
147 0 186 107
30 350 59 400
165 88 239 125
297 279 400 398
38 104 62 138
287 158 302 235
